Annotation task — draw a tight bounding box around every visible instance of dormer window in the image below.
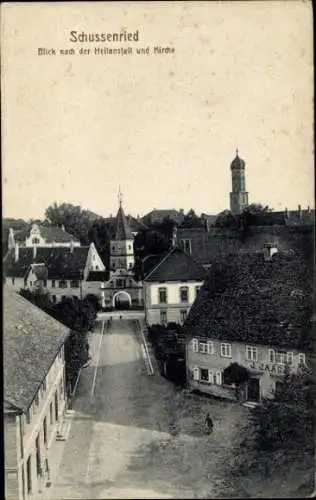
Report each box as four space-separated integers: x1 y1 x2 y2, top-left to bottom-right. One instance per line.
263 242 278 261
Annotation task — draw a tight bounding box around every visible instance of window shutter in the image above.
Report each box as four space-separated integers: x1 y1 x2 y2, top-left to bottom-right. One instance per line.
207 341 214 355
192 339 198 352
216 371 222 385
193 367 200 381
208 370 213 383
269 349 275 363
298 353 305 365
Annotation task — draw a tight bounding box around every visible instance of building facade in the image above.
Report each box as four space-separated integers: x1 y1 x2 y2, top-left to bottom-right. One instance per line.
4 288 70 500
101 196 143 309
4 242 106 305
184 242 313 403
8 223 80 249
143 246 205 326
186 336 308 402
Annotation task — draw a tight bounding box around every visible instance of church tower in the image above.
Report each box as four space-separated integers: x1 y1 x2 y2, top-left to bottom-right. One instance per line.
229 149 249 215
109 189 135 276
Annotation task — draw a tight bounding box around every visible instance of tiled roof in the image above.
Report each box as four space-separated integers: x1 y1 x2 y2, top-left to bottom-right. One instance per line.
142 254 165 278
32 263 48 280
4 288 69 411
144 246 206 282
86 270 108 282
103 215 147 232
142 209 185 226
14 225 79 243
4 246 90 280
177 225 313 266
184 250 313 350
115 205 133 240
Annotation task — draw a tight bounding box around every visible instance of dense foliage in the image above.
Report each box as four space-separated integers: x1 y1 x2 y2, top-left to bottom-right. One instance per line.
19 289 97 394
250 366 314 453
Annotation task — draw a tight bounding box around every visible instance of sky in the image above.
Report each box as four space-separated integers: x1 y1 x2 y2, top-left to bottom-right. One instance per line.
1 1 314 221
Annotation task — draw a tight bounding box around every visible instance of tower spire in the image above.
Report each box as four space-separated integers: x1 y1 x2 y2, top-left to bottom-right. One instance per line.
118 186 123 207
236 147 239 157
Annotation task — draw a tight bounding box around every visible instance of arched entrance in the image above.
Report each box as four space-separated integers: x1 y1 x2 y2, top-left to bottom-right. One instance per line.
112 291 132 310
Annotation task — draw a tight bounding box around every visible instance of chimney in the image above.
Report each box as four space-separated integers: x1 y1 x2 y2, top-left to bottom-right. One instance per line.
284 207 288 218
33 245 37 260
14 243 19 262
263 242 278 261
307 205 311 214
298 204 302 220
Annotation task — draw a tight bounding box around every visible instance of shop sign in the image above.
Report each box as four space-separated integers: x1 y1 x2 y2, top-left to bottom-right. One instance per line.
249 361 285 375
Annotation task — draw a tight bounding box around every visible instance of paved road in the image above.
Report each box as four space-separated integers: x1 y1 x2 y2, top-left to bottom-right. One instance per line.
45 320 248 499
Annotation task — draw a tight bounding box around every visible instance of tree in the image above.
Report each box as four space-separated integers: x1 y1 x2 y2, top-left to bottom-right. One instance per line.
250 366 314 453
239 203 276 230
181 209 205 228
19 290 96 394
214 210 238 228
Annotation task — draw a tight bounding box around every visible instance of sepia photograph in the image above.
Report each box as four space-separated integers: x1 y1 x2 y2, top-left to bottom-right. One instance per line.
1 1 315 498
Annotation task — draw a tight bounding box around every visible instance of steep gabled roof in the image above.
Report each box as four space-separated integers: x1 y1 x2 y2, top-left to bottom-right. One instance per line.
4 246 90 280
184 250 313 350
144 246 206 282
115 204 133 240
14 225 79 243
4 288 69 411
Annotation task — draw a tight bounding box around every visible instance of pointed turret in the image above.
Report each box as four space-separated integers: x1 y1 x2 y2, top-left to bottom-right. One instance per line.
115 204 133 240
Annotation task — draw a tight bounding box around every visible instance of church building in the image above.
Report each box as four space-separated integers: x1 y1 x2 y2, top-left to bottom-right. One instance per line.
100 192 143 310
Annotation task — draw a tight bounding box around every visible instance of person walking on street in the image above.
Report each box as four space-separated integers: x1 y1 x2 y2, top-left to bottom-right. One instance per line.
204 412 214 434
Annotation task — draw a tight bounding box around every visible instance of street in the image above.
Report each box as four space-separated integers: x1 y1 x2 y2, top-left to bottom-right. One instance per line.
45 319 248 499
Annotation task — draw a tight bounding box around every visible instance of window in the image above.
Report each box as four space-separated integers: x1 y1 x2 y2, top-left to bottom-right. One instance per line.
179 286 189 303
206 341 214 354
192 339 198 352
35 435 41 476
286 352 293 365
70 280 80 288
49 402 53 424
54 391 59 421
12 278 15 285
116 279 123 288
43 280 47 287
181 238 192 255
51 280 55 288
52 295 57 303
220 343 232 358
200 368 209 382
59 280 67 288
269 349 275 363
34 393 39 406
42 378 46 392
246 346 258 362
195 286 201 297
43 417 47 445
160 310 167 325
95 265 99 270
199 342 208 354
26 408 31 424
158 287 167 304
275 351 286 365
193 366 200 380
215 371 222 385
298 353 306 366
129 262 133 269
128 245 131 250
32 237 40 244
27 456 32 493
180 310 187 323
